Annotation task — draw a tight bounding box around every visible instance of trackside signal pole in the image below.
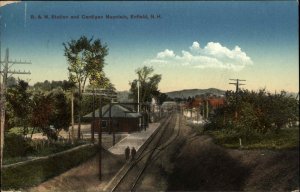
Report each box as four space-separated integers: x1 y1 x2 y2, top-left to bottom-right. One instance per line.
0 48 31 187
83 89 116 181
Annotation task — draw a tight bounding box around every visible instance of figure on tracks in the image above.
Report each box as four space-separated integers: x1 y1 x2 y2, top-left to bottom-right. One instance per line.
131 147 136 161
125 146 130 161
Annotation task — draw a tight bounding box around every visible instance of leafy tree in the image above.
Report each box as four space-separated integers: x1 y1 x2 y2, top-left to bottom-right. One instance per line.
207 89 299 136
6 77 17 88
157 92 171 104
63 36 108 139
6 80 32 136
32 80 75 92
48 89 71 136
33 80 52 91
31 92 54 140
129 66 162 103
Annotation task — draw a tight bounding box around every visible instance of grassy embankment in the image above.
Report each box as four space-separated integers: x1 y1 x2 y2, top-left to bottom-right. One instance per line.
189 123 299 150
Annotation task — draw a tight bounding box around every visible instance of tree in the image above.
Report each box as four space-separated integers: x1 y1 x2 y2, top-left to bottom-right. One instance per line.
157 92 171 104
32 80 52 91
207 89 299 135
6 80 32 136
31 92 55 140
129 66 162 103
6 77 17 88
48 89 71 136
63 36 108 139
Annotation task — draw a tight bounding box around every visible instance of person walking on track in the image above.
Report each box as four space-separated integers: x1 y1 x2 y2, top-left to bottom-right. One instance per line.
125 146 130 161
131 147 136 161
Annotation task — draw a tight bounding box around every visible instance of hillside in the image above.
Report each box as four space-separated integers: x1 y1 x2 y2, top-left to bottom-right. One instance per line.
165 88 226 99
117 88 226 101
117 89 297 100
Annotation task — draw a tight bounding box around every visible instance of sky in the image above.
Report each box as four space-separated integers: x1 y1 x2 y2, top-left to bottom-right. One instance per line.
0 1 298 93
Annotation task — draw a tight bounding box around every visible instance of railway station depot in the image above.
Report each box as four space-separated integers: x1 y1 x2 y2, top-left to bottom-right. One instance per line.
83 102 161 154
83 103 151 133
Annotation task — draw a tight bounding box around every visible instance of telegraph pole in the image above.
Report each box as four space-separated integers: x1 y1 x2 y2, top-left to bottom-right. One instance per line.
98 94 102 180
229 79 246 119
229 79 246 93
91 88 95 144
83 88 116 180
0 48 31 187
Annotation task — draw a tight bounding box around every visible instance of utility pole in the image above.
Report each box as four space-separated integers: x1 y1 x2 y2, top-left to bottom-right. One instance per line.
91 88 95 144
71 90 74 144
83 88 116 181
229 79 246 93
206 99 209 119
137 80 140 113
0 48 31 187
109 99 115 146
98 94 102 180
229 79 246 119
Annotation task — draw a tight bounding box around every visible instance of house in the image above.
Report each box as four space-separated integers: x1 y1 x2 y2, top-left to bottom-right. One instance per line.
207 98 225 109
83 103 142 133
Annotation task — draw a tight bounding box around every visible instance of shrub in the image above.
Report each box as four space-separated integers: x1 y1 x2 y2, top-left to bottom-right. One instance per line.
3 133 34 157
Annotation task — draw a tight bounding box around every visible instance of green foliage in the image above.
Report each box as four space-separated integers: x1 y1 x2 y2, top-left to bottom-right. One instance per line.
129 66 162 103
63 35 110 139
2 144 97 190
48 89 71 133
3 138 88 165
6 76 17 87
63 36 109 92
30 90 71 140
3 133 34 157
5 80 73 139
207 89 299 136
31 91 55 139
157 92 172 104
209 128 299 150
6 79 32 135
32 80 75 92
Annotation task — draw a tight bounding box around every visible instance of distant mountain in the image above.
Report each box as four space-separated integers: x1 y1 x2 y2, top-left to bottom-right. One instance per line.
165 88 226 99
118 89 298 101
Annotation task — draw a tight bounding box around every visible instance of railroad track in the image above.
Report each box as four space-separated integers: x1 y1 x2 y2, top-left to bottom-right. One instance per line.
104 112 181 192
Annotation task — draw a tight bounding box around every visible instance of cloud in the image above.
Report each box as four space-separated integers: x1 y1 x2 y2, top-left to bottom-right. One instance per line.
156 49 175 59
190 41 200 52
145 41 253 71
0 1 20 7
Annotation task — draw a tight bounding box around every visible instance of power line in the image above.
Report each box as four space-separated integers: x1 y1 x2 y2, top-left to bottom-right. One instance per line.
229 79 246 93
229 79 246 120
83 89 117 181
0 48 31 187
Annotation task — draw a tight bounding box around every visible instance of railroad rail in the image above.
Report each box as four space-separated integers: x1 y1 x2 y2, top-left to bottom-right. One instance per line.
104 112 181 192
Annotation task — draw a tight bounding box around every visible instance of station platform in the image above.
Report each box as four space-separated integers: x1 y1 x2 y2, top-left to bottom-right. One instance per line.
108 122 161 155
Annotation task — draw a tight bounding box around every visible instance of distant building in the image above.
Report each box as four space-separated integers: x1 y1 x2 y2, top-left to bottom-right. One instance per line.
207 98 225 109
185 97 225 109
83 103 142 133
161 101 177 112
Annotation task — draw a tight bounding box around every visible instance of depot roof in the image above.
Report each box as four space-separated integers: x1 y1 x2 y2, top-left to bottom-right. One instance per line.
83 104 142 118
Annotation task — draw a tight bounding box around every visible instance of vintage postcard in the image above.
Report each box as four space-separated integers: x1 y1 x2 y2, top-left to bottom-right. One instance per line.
0 1 299 191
